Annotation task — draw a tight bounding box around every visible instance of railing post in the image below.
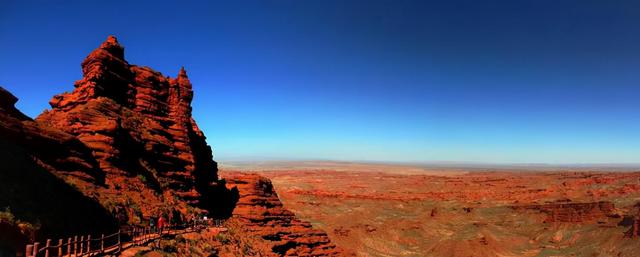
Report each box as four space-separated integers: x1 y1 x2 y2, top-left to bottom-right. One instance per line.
33 242 39 257
86 235 90 253
57 239 62 257
66 238 71 257
25 244 33 257
117 229 122 252
79 236 83 255
44 239 51 257
100 234 104 252
73 236 77 257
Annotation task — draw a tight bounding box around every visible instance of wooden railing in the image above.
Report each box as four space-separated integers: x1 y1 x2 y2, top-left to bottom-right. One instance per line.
24 220 223 257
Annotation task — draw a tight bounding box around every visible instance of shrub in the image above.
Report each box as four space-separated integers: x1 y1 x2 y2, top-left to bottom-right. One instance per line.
214 233 230 244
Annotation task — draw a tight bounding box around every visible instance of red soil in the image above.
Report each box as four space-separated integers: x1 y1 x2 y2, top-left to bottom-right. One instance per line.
247 164 640 256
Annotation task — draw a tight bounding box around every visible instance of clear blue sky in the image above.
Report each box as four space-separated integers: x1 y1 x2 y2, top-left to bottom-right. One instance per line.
1 1 639 164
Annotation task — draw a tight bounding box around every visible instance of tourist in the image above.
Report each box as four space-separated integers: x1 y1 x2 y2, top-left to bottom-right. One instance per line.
158 216 165 234
150 217 156 233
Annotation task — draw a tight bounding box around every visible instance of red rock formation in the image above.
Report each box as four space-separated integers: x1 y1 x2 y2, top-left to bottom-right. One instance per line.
0 220 34 256
37 36 219 205
512 201 616 223
0 87 119 245
624 204 640 238
0 87 29 119
0 87 102 182
224 172 347 256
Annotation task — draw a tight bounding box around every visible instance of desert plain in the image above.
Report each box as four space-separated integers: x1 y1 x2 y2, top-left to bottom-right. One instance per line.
223 161 640 257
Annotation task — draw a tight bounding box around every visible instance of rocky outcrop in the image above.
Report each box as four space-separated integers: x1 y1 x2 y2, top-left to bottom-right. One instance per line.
0 90 118 248
1 33 237 242
624 203 640 238
512 201 616 223
224 173 346 256
627 218 639 238
0 218 34 257
0 87 102 183
0 87 29 120
36 36 222 207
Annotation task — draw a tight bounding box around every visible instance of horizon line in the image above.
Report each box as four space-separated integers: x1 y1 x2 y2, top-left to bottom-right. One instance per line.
218 158 640 169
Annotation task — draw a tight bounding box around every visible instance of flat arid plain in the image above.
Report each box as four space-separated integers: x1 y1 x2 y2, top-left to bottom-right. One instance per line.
223 161 640 257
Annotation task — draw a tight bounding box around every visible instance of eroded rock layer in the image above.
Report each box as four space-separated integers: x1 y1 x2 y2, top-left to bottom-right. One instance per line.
512 201 617 223
36 36 218 204
0 87 101 182
224 172 347 256
0 87 117 251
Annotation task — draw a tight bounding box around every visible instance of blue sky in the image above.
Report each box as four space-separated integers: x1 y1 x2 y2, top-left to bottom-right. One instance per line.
1 0 639 164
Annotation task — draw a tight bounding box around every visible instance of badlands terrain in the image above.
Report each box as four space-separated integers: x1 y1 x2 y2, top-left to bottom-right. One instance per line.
1 35 639 257
225 161 640 257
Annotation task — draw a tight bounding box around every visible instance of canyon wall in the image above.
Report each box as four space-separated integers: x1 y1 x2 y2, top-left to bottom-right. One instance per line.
0 87 117 254
511 201 617 223
225 173 347 256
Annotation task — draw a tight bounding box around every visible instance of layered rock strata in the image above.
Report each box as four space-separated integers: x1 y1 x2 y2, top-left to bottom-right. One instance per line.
512 201 616 223
0 87 101 182
36 36 219 205
224 173 346 256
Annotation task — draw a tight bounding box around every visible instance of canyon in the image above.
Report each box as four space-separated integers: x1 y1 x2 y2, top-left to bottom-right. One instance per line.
232 161 640 256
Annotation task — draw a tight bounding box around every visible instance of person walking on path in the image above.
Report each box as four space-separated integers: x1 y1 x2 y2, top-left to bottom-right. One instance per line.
150 216 156 233
158 216 165 234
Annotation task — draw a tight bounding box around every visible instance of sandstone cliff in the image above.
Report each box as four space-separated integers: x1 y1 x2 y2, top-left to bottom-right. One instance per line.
37 36 218 204
34 36 237 220
511 201 617 223
0 87 101 182
0 87 117 254
224 173 347 256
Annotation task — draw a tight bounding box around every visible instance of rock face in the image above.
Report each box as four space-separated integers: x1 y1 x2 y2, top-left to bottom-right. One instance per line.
0 87 102 182
37 36 219 205
224 173 346 256
0 87 118 251
512 201 616 223
627 218 639 238
624 203 640 238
